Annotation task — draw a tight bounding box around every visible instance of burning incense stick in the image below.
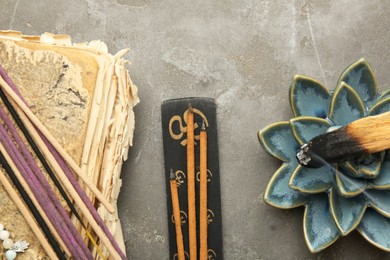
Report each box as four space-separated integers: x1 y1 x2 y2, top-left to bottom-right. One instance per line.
199 121 208 260
186 104 197 260
170 169 185 260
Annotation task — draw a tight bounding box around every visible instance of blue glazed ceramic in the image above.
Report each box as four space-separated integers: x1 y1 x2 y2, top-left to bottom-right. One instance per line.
258 59 390 253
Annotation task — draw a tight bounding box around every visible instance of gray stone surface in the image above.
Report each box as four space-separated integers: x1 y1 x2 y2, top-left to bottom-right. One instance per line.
2 0 390 259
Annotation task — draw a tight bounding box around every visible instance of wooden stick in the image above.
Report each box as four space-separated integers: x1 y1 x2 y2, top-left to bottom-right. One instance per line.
186 104 197 260
0 76 114 213
0 148 59 260
199 121 208 260
0 143 71 257
170 169 185 260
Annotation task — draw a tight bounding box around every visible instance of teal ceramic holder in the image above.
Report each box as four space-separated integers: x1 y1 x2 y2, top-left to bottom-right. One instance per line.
258 59 390 253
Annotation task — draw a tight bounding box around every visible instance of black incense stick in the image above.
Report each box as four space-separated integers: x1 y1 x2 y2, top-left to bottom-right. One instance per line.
0 152 66 260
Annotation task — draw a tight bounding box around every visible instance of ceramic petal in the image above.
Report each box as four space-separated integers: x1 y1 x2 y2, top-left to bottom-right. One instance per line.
304 194 340 253
335 170 367 197
338 59 377 105
290 116 331 145
258 122 300 162
329 82 365 126
264 163 308 209
289 75 330 118
378 89 390 101
358 208 390 252
330 188 367 236
365 190 390 218
339 153 382 179
289 164 334 193
369 97 390 115
369 161 390 189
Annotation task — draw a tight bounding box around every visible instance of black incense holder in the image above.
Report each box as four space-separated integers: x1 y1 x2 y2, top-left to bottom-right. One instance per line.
162 97 223 260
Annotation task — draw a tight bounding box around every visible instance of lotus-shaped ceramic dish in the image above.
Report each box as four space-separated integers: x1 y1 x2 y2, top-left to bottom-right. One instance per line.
258 59 390 253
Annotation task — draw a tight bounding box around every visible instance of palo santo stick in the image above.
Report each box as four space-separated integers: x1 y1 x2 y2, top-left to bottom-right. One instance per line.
199 121 208 260
186 104 197 260
0 143 71 258
297 110 390 168
14 107 122 260
0 76 114 213
170 169 185 260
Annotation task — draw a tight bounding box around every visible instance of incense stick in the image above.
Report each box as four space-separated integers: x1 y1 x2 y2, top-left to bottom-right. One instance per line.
199 121 208 260
186 104 197 260
170 169 185 260
0 75 114 213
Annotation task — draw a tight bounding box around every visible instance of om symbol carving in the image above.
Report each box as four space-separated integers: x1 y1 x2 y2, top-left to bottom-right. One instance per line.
207 249 217 260
173 251 189 260
196 169 212 183
175 170 186 188
207 209 215 224
169 108 209 146
171 211 187 225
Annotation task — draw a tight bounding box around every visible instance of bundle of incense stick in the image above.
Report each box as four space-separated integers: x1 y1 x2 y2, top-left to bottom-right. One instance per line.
170 105 209 260
297 111 390 168
0 31 138 259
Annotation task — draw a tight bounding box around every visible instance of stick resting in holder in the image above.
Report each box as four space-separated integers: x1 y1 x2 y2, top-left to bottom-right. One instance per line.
297 110 390 168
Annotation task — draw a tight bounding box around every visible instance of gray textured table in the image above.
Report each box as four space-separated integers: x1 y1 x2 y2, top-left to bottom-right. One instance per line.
1 0 390 259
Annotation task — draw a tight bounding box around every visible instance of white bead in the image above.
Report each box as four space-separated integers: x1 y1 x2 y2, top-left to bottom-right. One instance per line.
0 224 3 232
5 250 16 260
0 230 9 240
3 238 13 249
